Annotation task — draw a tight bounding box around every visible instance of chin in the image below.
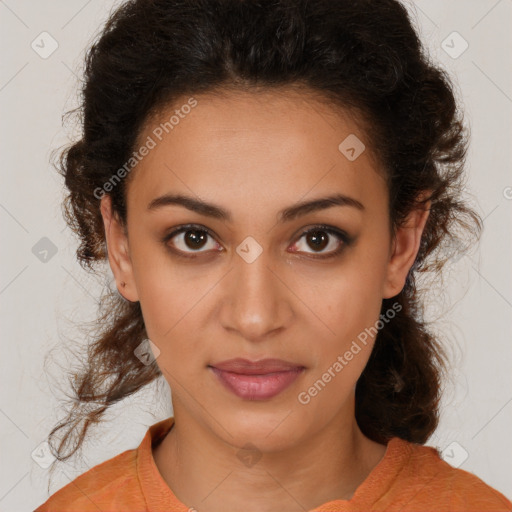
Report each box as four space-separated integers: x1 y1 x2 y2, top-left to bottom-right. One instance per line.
213 407 305 453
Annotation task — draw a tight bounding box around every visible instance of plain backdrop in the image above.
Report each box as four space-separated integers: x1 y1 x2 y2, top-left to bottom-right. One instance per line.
1 0 511 510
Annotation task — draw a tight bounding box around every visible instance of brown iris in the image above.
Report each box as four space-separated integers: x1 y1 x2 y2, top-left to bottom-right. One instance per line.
306 230 329 252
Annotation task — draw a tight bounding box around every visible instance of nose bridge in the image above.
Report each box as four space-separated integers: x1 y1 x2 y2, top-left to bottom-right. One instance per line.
222 238 289 341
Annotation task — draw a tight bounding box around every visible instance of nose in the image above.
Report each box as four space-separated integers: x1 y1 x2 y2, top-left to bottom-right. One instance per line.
219 247 292 343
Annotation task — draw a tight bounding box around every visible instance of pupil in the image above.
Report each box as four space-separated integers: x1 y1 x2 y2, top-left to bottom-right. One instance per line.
308 230 328 251
185 230 207 249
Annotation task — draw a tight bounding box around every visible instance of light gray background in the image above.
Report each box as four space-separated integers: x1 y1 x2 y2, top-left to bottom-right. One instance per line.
1 1 511 510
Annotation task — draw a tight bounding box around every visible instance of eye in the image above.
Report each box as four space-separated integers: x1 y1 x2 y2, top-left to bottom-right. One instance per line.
162 224 221 256
290 225 351 258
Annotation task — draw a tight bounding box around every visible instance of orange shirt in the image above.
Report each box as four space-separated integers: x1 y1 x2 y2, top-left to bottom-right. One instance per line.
35 416 512 511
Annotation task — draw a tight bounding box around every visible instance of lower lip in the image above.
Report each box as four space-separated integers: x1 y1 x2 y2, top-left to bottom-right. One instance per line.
209 366 305 400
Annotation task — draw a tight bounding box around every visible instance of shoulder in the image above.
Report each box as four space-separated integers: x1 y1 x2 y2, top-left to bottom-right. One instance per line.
393 439 512 510
34 417 175 512
34 448 145 511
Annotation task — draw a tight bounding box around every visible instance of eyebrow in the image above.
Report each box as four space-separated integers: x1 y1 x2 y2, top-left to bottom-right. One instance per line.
147 193 365 223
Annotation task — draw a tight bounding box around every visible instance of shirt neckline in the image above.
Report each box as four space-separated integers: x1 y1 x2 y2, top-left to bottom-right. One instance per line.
137 416 414 510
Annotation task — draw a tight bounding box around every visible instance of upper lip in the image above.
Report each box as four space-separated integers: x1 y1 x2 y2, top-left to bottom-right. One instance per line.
209 358 305 375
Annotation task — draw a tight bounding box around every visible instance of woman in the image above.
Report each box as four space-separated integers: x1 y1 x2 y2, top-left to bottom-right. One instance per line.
35 0 512 510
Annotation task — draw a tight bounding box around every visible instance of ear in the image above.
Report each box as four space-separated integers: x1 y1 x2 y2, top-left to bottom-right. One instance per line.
382 191 431 299
100 194 139 302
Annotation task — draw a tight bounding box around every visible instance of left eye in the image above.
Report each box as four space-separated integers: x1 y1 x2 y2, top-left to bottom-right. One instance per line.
291 227 347 256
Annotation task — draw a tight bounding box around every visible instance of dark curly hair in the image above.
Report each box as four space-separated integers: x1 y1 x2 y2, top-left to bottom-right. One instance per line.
44 0 482 485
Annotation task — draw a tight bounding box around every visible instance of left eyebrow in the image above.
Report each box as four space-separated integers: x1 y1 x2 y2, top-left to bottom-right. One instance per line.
147 193 365 223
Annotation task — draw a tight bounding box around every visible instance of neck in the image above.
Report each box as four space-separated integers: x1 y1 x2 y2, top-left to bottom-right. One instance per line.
153 399 386 512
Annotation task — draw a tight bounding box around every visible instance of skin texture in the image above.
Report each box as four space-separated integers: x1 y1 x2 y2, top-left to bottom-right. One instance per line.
100 89 431 512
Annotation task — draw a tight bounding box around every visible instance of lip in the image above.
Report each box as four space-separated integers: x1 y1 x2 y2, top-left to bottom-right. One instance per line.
208 358 305 400
210 357 304 374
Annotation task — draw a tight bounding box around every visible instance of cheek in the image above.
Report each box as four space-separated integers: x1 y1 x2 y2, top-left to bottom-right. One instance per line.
307 246 388 378
129 242 189 345
297 278 383 417
139 279 199 346
132 256 214 376
138 282 205 385
318 294 379 386
334 278 384 341
321 260 386 339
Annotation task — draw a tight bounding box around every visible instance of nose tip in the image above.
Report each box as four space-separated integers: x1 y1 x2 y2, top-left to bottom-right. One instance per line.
220 256 291 343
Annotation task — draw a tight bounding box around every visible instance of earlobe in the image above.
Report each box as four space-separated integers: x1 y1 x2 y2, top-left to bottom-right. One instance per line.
100 195 139 302
382 196 431 299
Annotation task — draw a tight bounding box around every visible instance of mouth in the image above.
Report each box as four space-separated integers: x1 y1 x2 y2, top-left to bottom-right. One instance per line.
208 358 306 400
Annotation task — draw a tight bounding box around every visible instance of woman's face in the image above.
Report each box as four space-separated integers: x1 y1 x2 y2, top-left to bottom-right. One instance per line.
101 89 429 451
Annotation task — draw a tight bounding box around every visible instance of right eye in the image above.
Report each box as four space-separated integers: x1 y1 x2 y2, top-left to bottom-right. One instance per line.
162 224 223 257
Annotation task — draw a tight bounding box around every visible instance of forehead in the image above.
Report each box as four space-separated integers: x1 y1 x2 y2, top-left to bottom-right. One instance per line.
125 89 387 219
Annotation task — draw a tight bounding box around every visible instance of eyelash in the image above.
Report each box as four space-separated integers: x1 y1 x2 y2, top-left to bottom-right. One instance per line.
162 223 353 260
